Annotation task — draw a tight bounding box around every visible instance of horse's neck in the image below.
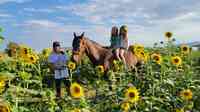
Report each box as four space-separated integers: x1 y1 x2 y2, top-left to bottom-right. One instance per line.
84 38 106 64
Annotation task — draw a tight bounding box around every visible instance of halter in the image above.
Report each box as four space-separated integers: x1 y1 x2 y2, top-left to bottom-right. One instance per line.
73 50 80 55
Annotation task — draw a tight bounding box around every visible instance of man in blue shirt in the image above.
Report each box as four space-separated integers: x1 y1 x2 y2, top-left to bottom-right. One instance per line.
48 41 70 98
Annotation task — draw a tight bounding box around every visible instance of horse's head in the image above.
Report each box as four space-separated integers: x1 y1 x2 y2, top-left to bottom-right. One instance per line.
72 32 86 63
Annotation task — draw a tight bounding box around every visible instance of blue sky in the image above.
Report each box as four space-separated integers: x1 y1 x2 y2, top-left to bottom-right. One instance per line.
0 0 200 51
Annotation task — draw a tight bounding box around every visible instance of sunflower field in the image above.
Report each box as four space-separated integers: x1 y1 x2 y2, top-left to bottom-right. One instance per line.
0 28 200 112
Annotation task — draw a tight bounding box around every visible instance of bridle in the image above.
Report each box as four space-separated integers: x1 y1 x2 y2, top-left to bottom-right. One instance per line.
73 50 80 55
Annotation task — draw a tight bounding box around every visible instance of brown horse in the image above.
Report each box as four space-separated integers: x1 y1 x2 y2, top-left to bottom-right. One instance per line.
72 32 140 71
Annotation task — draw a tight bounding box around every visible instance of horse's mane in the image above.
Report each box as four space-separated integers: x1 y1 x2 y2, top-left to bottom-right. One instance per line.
84 37 111 50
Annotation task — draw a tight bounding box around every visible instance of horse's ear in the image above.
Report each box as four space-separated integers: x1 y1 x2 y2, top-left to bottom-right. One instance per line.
81 32 85 37
73 32 76 37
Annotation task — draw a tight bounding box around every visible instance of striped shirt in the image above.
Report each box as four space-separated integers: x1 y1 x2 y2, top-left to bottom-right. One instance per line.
48 52 69 79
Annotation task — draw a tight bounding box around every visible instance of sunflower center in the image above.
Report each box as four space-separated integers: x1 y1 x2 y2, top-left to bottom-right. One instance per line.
154 56 159 61
174 58 179 63
24 49 28 54
184 92 189 96
183 47 188 51
74 87 80 93
166 32 172 37
30 57 34 61
129 92 135 98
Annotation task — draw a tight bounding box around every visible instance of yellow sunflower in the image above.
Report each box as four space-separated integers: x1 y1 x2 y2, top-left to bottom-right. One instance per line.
175 108 184 112
151 53 162 64
96 65 105 74
10 49 17 57
113 60 118 65
0 100 10 112
0 80 5 88
71 108 81 112
8 42 18 50
42 48 52 57
121 102 130 112
130 43 144 54
171 56 182 66
125 87 140 103
70 83 84 98
165 32 173 39
0 53 5 61
180 44 190 54
136 51 149 63
67 61 76 70
180 89 193 100
26 54 38 64
0 80 6 94
19 46 29 58
112 60 121 72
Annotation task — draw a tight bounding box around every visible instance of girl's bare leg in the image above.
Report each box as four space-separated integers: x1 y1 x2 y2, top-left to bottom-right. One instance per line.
119 49 126 66
115 48 121 61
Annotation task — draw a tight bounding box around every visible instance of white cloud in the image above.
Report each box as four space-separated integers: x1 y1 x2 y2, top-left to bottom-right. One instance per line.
3 0 200 50
65 0 200 25
0 0 30 4
0 13 12 17
23 20 61 28
23 8 55 13
13 19 109 51
62 0 200 46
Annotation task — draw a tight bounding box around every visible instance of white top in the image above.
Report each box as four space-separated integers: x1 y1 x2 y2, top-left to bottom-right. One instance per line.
48 52 69 79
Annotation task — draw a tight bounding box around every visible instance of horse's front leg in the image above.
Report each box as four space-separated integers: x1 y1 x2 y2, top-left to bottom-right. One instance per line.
103 54 114 72
103 60 110 72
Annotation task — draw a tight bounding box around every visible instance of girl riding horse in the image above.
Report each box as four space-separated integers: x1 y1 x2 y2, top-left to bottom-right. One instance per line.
110 25 129 68
72 32 139 72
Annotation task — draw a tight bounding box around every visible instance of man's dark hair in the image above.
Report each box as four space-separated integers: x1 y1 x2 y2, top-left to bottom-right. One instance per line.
53 41 60 48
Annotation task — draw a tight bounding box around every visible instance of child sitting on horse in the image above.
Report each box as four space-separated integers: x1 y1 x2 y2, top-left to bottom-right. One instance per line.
110 25 128 66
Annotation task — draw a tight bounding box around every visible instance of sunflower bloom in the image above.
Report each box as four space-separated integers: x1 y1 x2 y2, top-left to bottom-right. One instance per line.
96 65 105 74
165 32 173 39
180 44 190 54
121 102 130 112
0 80 5 88
113 60 118 65
180 89 193 100
136 51 149 63
125 87 140 103
19 46 29 58
71 108 81 112
171 56 182 66
0 53 5 61
70 83 84 98
42 48 52 57
112 60 121 72
151 53 162 64
7 42 19 57
67 61 76 70
0 80 6 94
175 108 184 112
130 43 144 54
26 54 38 64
